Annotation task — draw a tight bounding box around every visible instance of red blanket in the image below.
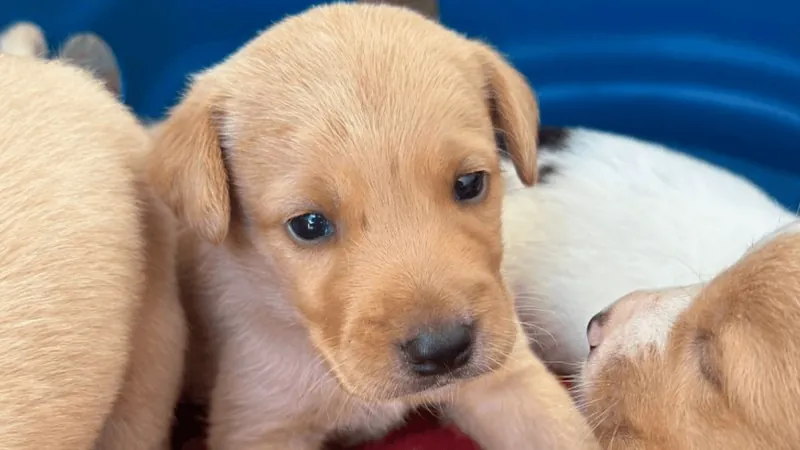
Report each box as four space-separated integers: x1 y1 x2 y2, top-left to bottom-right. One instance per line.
353 412 478 450
353 378 572 450
175 379 573 450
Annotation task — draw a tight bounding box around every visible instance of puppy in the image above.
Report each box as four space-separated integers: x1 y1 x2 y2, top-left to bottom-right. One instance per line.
148 3 596 449
578 220 800 449
500 127 795 375
0 23 187 450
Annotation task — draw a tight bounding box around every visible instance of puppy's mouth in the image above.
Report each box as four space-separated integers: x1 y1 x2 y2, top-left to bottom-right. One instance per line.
407 362 487 393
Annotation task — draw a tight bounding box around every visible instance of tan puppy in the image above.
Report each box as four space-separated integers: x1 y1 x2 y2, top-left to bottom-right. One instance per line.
149 3 595 450
580 221 800 449
0 24 187 450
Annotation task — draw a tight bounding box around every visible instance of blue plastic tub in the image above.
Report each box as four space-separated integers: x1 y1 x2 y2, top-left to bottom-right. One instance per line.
2 0 799 209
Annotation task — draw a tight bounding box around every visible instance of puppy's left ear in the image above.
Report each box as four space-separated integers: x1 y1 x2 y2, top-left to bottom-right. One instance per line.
475 44 539 186
147 74 231 244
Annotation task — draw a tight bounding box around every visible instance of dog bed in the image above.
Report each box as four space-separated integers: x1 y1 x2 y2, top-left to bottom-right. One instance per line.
1 0 799 449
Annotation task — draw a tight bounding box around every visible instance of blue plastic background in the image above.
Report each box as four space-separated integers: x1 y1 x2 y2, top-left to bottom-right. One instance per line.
2 0 799 209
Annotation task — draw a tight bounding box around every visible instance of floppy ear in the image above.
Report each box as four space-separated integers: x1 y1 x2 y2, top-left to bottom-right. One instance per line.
147 75 231 244
357 0 439 21
475 44 539 186
0 22 48 58
59 33 122 99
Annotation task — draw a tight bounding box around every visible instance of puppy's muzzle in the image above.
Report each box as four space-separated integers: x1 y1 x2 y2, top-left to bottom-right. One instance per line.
400 321 475 377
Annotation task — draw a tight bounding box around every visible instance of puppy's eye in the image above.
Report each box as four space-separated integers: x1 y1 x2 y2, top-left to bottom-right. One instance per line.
454 171 488 202
287 212 335 243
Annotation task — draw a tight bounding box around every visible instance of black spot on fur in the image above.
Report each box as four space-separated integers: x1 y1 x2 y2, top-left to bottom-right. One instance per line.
534 126 571 184
496 124 570 183
536 164 557 184
537 126 570 152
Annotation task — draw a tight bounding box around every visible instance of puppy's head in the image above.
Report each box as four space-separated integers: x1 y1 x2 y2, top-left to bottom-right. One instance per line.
580 222 800 449
149 3 538 400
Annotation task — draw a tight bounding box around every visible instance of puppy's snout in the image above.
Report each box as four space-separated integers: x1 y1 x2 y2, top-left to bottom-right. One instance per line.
401 322 475 376
587 310 608 354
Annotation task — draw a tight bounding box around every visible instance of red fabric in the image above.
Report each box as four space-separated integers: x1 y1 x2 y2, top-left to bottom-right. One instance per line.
354 412 478 450
351 378 573 450
176 379 573 450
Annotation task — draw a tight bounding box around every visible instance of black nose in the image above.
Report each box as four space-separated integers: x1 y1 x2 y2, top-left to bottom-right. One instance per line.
401 322 474 376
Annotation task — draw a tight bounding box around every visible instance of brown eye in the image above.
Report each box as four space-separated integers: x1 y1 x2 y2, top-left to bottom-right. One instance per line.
287 212 335 243
454 171 488 202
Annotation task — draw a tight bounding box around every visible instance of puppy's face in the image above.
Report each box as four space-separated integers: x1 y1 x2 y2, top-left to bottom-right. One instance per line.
580 224 800 449
149 4 539 401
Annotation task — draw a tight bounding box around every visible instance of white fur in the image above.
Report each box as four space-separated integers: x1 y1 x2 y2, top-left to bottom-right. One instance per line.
500 128 796 374
622 289 694 353
580 284 701 389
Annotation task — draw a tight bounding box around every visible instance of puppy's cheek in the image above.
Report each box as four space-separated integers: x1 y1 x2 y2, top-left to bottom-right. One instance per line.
332 330 403 401
472 287 518 370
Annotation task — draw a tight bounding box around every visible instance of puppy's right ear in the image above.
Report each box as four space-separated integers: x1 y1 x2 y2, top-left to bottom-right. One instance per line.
148 76 231 244
59 33 122 99
473 43 539 186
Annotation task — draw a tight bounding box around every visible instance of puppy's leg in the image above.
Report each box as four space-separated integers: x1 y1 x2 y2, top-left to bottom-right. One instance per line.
95 286 186 450
447 330 599 449
207 371 329 450
95 204 187 450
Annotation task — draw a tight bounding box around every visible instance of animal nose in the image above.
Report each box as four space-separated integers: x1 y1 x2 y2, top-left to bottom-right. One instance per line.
587 310 607 354
401 322 474 376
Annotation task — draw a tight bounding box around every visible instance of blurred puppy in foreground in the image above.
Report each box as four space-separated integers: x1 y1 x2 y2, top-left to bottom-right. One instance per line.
148 3 596 449
580 220 800 449
0 23 186 450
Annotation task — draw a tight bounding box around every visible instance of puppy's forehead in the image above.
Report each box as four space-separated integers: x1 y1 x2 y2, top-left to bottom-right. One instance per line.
604 286 700 359
214 5 502 212
219 4 490 137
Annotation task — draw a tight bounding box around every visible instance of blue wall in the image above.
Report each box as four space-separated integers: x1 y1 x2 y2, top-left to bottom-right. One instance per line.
3 0 799 208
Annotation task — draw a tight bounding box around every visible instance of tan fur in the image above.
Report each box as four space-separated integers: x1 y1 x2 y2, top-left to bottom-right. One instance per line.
581 227 800 449
0 25 187 450
0 54 138 449
149 3 595 449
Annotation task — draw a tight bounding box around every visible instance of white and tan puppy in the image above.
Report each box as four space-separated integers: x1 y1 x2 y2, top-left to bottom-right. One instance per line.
579 220 800 449
149 3 596 450
500 126 795 376
0 23 186 450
